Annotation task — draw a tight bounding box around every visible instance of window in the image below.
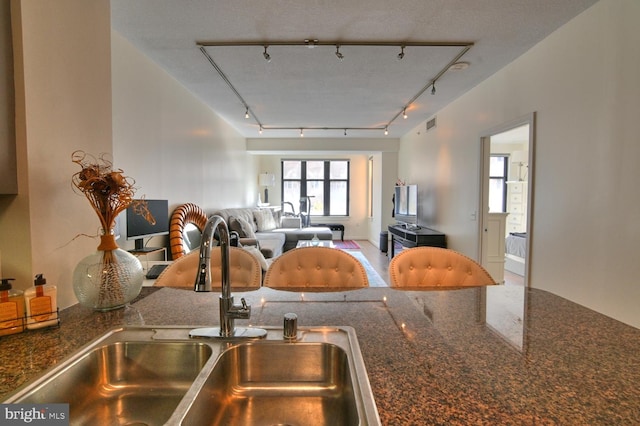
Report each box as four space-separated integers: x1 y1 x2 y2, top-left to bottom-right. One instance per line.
282 160 350 216
488 155 508 212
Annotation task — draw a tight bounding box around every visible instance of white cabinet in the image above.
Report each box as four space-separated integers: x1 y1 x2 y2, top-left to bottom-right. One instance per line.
506 182 527 233
485 212 508 284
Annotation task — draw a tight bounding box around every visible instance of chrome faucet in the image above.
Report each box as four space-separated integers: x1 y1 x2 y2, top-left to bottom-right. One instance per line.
190 215 266 339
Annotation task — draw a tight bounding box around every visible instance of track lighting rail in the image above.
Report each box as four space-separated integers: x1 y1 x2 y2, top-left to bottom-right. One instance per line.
196 39 474 136
197 40 474 48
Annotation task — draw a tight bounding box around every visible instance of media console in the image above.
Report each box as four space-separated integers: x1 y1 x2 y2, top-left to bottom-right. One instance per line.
388 224 446 258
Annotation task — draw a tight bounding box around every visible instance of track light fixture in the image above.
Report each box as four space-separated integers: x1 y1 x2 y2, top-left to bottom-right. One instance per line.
197 39 475 136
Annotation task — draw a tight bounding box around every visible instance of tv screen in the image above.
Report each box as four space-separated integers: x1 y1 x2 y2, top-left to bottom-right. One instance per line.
394 185 418 225
126 199 169 250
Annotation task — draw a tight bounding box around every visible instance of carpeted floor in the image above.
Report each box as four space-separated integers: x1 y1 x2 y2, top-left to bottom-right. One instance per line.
333 240 360 250
343 250 387 287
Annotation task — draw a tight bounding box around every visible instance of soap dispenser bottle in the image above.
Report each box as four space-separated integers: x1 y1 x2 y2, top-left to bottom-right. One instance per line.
0 278 25 336
25 274 58 329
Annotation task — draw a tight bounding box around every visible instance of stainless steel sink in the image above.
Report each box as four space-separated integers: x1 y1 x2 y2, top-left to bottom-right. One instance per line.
182 342 358 425
13 340 212 425
3 326 380 426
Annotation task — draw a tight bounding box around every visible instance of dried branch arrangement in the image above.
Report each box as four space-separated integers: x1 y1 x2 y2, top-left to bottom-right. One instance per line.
71 151 153 309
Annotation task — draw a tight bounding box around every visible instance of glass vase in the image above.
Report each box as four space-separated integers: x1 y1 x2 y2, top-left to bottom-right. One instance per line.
72 232 143 311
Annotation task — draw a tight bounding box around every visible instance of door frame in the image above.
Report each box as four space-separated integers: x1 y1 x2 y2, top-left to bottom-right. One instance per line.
478 112 535 287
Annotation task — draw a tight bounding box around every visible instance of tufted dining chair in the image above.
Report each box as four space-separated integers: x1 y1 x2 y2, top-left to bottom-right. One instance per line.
154 246 262 291
389 247 497 289
263 246 369 292
169 203 208 260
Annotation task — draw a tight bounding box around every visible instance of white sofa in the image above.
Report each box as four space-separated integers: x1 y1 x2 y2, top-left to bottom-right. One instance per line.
212 208 332 258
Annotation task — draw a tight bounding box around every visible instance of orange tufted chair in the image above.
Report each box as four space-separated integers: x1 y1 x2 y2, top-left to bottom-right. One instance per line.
169 203 208 260
263 247 369 292
389 247 496 289
154 247 262 291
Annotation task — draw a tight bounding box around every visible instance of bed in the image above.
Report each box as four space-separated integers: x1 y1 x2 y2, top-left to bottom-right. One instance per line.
505 232 526 276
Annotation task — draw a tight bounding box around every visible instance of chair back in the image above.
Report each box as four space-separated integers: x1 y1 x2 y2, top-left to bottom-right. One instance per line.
155 246 261 291
389 247 496 289
263 247 369 292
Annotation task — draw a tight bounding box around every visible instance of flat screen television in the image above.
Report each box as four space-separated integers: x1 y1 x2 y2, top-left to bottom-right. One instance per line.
394 185 418 226
126 199 169 251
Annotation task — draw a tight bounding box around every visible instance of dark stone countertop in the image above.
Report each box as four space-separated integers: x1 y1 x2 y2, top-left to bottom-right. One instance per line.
1 286 639 425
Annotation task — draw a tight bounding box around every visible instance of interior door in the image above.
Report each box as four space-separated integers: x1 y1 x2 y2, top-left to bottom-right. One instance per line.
479 114 534 287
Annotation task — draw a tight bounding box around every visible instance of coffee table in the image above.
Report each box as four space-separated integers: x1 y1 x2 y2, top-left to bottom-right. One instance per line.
296 240 335 248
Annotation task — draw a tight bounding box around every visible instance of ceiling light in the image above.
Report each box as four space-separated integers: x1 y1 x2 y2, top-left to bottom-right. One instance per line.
384 127 389 136
244 107 249 119
449 61 470 71
397 46 405 60
263 46 271 62
300 128 304 137
335 45 344 61
305 39 319 48
259 125 263 135
403 108 408 119
431 83 436 95
344 129 347 136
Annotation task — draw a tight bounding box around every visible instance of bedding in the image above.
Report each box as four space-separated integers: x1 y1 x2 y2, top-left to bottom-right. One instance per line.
506 232 527 258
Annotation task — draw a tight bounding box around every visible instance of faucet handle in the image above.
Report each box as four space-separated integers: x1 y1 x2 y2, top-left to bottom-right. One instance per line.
283 313 298 340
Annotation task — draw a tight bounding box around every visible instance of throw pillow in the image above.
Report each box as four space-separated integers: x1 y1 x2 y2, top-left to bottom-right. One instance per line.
253 209 277 231
228 216 245 237
236 217 256 239
243 245 269 271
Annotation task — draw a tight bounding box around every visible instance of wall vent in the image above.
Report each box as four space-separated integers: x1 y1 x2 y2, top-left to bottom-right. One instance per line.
426 117 437 131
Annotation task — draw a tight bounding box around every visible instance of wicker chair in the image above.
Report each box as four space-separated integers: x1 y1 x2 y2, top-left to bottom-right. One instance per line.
154 246 261 291
389 247 496 290
169 203 207 260
263 246 369 292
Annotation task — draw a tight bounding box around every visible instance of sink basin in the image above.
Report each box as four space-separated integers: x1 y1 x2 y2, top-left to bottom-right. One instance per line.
182 342 357 425
11 340 212 426
4 326 380 426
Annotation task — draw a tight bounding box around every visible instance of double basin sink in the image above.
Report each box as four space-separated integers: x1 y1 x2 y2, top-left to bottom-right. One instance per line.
3 326 380 425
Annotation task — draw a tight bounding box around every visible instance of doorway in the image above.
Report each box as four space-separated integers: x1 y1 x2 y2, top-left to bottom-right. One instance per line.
479 113 534 287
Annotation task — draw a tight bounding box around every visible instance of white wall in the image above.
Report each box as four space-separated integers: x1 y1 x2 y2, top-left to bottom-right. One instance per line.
0 0 113 309
112 32 259 251
398 0 640 328
248 137 399 243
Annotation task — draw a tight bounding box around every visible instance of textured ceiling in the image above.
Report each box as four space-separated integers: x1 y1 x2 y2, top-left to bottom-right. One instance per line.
111 0 597 139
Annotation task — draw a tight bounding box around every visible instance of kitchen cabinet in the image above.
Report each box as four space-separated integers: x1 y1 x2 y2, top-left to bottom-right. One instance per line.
1 2 17 194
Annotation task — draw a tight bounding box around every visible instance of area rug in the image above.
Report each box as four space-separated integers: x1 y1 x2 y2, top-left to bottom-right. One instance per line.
344 250 387 287
333 240 360 250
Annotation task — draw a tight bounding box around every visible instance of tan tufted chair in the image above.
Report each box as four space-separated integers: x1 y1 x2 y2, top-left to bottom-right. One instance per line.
154 246 261 291
263 247 369 292
389 247 496 289
169 203 208 260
